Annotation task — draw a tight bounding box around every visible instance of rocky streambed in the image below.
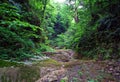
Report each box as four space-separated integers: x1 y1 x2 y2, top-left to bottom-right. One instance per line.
0 49 120 82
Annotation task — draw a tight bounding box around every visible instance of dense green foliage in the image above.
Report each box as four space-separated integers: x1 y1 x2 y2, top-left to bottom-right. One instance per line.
0 1 47 60
52 0 120 59
73 0 120 59
0 0 120 60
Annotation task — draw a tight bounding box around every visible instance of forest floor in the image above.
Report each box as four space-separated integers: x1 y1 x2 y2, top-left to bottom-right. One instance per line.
0 49 120 82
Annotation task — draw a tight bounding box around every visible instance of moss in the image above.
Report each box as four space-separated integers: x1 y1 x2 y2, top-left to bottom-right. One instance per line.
1 74 13 82
36 59 62 67
19 66 40 82
0 59 23 67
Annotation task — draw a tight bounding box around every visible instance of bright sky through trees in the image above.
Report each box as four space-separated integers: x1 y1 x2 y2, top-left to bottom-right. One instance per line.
53 0 66 3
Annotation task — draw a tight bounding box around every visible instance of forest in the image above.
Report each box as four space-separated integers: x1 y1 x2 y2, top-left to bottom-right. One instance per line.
0 0 120 82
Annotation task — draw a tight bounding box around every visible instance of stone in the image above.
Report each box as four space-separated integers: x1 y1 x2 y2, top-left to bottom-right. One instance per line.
61 76 68 82
36 67 66 82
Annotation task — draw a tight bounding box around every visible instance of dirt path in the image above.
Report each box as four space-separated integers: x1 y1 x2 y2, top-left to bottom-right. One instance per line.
0 49 120 82
36 49 120 82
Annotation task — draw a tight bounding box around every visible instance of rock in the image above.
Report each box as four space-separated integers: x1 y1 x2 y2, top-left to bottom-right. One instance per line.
36 67 66 82
109 68 113 71
11 66 14 68
30 56 49 61
61 76 68 82
40 67 57 77
42 49 75 62
114 72 120 76
105 60 120 80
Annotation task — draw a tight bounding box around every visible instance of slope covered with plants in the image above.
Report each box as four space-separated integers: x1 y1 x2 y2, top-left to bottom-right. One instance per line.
0 0 120 82
53 0 120 60
0 0 49 60
0 0 120 60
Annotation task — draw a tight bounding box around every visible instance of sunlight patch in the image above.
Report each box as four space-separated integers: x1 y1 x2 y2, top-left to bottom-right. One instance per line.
53 0 66 3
